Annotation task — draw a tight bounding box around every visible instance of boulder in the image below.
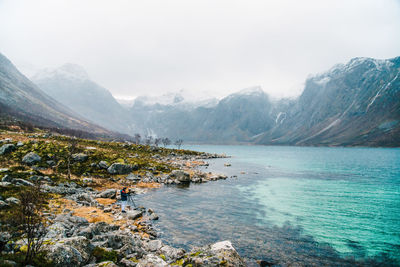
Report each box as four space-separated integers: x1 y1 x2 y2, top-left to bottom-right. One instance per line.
105 230 137 250
22 152 41 165
61 236 94 262
46 244 83 267
16 141 24 147
72 153 88 162
160 245 185 262
13 178 34 186
97 189 117 199
0 168 9 173
107 163 137 174
1 175 13 183
0 144 15 155
169 170 190 182
146 240 162 252
46 222 68 239
137 254 167 267
29 175 52 183
127 210 143 220
5 197 20 205
98 161 109 169
0 182 11 187
126 173 141 182
148 213 159 220
46 160 56 166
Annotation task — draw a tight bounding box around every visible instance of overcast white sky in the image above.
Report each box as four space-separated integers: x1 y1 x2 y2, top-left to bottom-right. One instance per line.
1 0 400 99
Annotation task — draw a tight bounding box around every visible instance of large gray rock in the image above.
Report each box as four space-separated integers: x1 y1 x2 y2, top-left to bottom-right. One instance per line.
160 245 185 262
1 175 13 183
0 144 15 155
137 254 167 267
13 178 34 186
126 173 141 182
146 240 162 252
105 230 137 250
169 170 190 182
5 197 20 205
107 163 137 174
61 236 93 262
127 210 143 220
22 152 41 165
97 188 117 199
46 244 83 267
98 161 109 169
72 153 88 162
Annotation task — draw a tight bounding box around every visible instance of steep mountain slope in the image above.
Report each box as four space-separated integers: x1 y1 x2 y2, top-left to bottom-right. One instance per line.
0 53 119 137
257 57 400 146
129 87 277 143
32 64 134 135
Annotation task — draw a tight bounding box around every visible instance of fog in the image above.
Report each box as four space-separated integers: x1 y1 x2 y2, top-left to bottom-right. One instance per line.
1 0 399 99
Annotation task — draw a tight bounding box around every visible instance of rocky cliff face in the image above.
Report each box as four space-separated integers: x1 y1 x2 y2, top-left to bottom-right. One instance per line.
129 87 276 143
0 53 114 136
32 64 134 135
257 57 400 146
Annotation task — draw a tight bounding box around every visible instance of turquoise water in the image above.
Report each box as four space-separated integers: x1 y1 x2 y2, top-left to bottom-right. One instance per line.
136 145 400 266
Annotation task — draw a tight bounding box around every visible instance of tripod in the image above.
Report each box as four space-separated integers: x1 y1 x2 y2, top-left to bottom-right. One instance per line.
127 193 136 208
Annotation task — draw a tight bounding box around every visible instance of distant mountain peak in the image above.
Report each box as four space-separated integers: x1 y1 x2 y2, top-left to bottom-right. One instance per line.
32 63 89 81
237 86 264 95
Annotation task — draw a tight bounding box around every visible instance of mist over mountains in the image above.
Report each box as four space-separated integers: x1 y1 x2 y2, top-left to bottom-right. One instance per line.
0 54 106 135
1 52 399 146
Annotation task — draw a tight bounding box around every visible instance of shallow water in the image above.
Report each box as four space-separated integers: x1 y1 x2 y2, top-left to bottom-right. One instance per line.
135 145 400 266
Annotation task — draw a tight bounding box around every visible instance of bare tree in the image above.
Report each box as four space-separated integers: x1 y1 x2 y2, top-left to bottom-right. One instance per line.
134 133 141 145
14 184 49 265
162 137 171 147
154 138 162 147
145 136 153 146
174 139 183 149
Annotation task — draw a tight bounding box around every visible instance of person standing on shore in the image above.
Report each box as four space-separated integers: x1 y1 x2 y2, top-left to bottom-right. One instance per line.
121 187 129 213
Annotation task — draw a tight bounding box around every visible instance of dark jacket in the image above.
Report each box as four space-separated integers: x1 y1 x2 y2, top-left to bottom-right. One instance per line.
121 189 128 201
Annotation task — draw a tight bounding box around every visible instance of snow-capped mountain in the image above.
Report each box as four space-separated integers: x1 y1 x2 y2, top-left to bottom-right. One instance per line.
256 56 400 146
132 89 219 109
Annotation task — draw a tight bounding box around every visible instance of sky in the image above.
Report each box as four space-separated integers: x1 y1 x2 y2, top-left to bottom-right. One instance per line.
1 0 400 100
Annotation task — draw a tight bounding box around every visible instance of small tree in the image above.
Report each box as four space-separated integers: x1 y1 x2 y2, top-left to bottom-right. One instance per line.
13 184 49 265
154 138 161 147
175 139 183 149
134 133 141 145
162 137 171 147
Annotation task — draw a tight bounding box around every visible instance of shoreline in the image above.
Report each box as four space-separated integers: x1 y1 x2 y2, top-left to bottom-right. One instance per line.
0 130 246 266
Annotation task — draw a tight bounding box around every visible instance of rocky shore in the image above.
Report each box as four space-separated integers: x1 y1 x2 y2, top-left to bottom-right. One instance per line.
0 132 245 266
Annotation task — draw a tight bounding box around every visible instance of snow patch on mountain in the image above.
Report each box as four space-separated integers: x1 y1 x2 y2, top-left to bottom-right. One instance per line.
32 63 89 82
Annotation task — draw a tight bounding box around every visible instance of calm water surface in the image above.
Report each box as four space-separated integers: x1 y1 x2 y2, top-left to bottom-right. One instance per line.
135 146 400 266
